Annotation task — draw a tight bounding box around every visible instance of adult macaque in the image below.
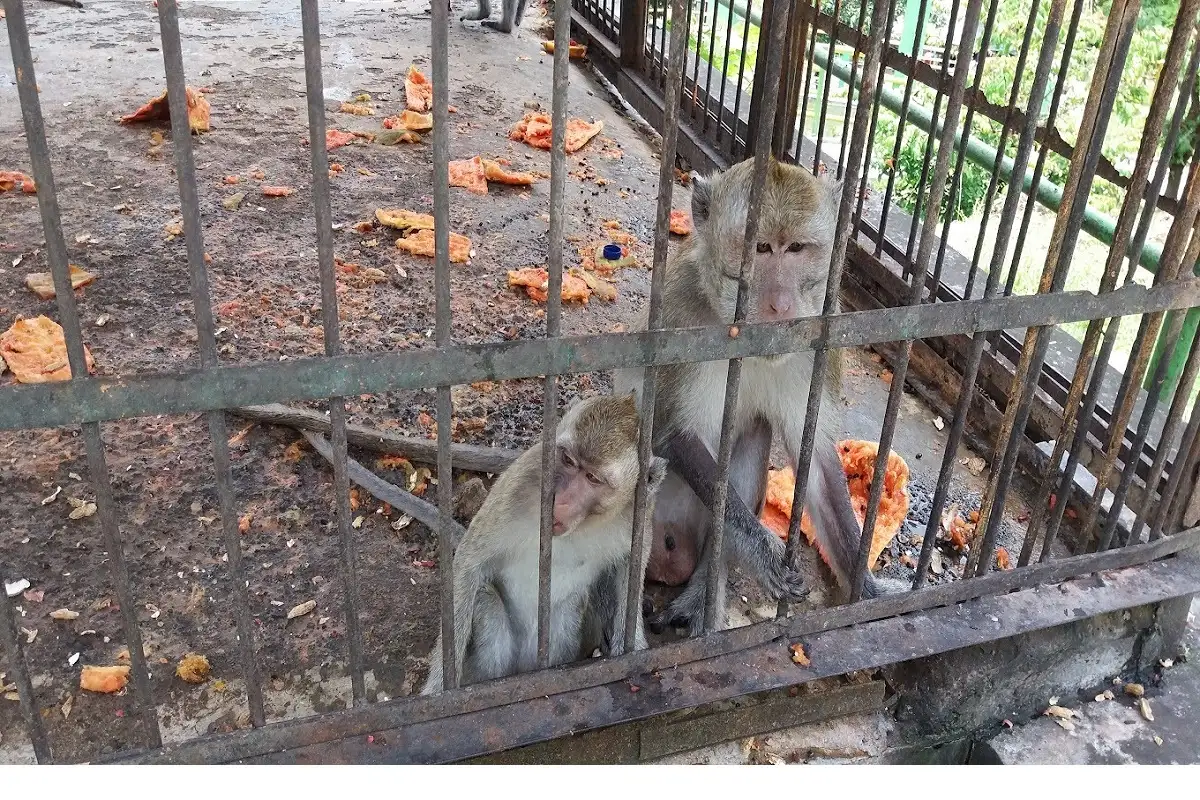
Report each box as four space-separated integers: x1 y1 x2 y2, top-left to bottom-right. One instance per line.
422 394 666 693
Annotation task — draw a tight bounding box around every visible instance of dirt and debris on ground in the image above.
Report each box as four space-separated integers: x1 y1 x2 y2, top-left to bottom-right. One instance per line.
1 0 1043 763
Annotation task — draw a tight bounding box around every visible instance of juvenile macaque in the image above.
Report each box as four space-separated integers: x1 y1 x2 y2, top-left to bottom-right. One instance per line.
461 0 528 33
615 157 904 636
421 394 666 693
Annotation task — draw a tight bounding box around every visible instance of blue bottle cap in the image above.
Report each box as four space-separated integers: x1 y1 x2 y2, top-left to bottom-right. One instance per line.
602 243 622 260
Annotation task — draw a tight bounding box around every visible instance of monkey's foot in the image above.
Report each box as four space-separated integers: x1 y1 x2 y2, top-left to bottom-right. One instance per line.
460 11 490 21
481 19 516 32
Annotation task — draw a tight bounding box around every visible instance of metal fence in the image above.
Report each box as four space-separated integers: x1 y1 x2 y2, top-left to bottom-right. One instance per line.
3 0 1200 764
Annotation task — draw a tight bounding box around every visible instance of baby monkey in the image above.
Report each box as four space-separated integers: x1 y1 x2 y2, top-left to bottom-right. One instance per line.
461 0 528 33
422 394 666 693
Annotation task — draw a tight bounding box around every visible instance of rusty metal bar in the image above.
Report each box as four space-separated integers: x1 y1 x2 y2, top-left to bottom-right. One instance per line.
1130 324 1200 543
536 0 573 667
1101 227 1200 550
155 0 265 727
6 279 1200 434
930 0 1000 297
710 0 741 145
704 0 792 632
972 0 1142 577
812 0 843 173
700 0 722 135
4 0 162 749
1021 6 1198 563
1031 22 1200 564
782 0 895 613
994 0 1079 304
874 0 932 258
1 572 50 761
1158 396 1200 538
688 0 709 124
835 0 871 177
426 0 457 690
299 0 365 704
1081 171 1200 552
852 0 901 238
914 0 1066 586
793 4 820 164
104 527 1200 765
624 0 690 652
851 0 983 600
904 0 964 270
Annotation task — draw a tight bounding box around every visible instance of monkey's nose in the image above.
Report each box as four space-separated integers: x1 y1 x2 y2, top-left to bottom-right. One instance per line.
769 294 793 315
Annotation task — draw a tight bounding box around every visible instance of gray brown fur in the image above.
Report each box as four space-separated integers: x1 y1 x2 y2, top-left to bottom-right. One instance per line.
461 0 528 33
421 394 666 693
614 157 903 636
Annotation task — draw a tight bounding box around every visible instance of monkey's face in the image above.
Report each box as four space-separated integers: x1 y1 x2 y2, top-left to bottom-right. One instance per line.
691 159 841 326
552 445 625 535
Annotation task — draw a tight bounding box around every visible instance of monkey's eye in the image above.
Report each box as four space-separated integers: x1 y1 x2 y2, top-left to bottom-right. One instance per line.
786 242 806 253
561 449 577 468
755 242 772 254
585 472 603 486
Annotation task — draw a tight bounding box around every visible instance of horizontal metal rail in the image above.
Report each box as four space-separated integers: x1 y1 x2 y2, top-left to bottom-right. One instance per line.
2 280 1198 432
100 534 1200 763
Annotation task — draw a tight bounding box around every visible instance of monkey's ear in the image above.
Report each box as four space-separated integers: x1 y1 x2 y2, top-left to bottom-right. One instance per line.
647 456 668 493
691 174 713 222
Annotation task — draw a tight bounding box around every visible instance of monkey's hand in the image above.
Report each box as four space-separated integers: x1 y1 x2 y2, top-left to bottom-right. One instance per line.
481 19 515 32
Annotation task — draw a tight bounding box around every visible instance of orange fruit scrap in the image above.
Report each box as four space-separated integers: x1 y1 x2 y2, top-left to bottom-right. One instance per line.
339 101 373 116
405 65 433 112
507 268 592 304
24 265 96 300
261 185 295 197
375 208 435 232
1 315 95 384
482 159 537 186
449 156 489 196
669 209 693 235
0 170 36 193
762 440 910 573
509 113 604 154
395 229 472 263
80 665 130 694
119 86 211 133
384 110 433 132
540 40 588 58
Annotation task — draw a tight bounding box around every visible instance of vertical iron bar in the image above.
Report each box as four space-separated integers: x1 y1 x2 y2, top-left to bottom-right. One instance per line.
700 0 721 133
1155 391 1200 539
299 0 365 704
1021 10 1200 562
537 0 572 668
874 0 933 259
781 0 895 614
729 0 756 158
703 0 792 632
970 0 1142 577
930 0 1000 298
793 9 820 158
1030 24 1200 564
155 0 265 726
852 0 902 239
689 0 709 122
1130 323 1200 543
913 0 1066 588
5 0 162 748
849 0 984 601
812 0 844 173
425 0 457 689
0 578 50 761
712 0 740 146
835 0 872 177
624 0 691 652
904 0 963 271
1099 226 1200 550
1075 169 1200 551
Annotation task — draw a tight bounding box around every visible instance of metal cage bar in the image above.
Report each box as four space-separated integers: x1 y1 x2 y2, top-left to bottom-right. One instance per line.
299 0 367 705
154 0 266 727
3 0 163 752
